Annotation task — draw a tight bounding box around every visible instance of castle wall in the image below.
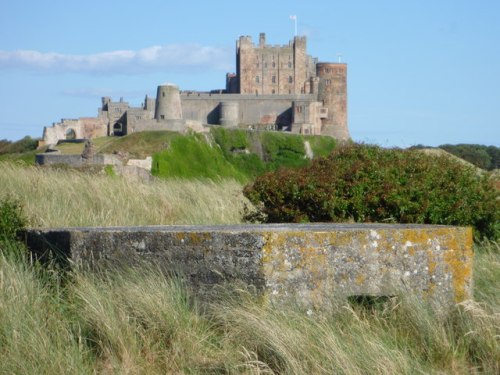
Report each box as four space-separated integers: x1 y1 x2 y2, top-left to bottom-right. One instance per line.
41 117 107 146
40 32 350 143
180 93 317 128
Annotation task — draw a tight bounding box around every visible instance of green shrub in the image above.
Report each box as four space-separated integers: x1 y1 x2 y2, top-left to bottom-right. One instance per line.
244 144 499 239
0 136 38 155
0 196 27 243
261 131 309 169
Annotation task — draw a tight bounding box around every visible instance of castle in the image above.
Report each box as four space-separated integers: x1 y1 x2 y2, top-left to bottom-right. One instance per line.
41 33 349 146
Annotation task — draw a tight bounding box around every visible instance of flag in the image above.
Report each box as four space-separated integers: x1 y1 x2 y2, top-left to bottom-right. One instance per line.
289 15 297 20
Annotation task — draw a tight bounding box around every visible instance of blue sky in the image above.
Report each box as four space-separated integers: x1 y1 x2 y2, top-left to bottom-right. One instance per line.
1 0 499 147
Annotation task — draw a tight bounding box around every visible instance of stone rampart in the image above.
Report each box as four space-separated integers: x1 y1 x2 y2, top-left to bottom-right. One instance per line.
25 223 473 310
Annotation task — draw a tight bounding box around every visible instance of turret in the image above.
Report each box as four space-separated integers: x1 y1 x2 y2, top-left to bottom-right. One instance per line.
316 63 350 140
155 84 182 121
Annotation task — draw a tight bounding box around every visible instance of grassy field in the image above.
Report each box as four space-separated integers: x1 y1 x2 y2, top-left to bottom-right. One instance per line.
0 162 249 227
0 159 498 373
0 239 498 374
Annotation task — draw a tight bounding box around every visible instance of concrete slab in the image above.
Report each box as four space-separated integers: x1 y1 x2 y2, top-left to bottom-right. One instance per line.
25 223 473 309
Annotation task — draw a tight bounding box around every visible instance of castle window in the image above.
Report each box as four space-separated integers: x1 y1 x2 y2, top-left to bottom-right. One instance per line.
272 76 276 83
264 63 267 68
297 106 302 113
272 62 275 68
257 63 259 68
326 79 331 85
272 89 275 94
288 76 293 83
256 76 260 83
288 62 292 68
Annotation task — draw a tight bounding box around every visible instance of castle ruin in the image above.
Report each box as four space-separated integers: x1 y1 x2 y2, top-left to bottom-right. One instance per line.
41 33 349 146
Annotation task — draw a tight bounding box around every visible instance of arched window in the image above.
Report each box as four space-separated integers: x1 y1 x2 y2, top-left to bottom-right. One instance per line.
288 76 293 83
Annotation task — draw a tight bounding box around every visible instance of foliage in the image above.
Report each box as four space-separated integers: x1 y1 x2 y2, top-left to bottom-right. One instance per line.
0 196 27 243
244 144 499 239
0 135 40 164
439 144 499 171
0 241 498 373
0 136 39 155
260 131 309 170
411 144 500 171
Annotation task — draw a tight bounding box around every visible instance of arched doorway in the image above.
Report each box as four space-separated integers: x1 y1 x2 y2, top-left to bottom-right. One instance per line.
113 123 124 136
65 128 76 140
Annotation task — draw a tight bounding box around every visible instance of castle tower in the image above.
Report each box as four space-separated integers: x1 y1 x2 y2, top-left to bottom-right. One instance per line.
219 101 239 127
316 63 350 141
235 33 316 95
155 84 182 121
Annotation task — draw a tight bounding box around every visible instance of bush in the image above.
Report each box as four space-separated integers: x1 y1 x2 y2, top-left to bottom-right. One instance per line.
0 136 38 155
0 196 27 243
260 131 309 170
244 144 499 239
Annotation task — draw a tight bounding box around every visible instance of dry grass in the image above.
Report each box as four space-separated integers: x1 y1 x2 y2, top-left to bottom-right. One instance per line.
1 243 498 374
1 161 498 373
0 162 248 227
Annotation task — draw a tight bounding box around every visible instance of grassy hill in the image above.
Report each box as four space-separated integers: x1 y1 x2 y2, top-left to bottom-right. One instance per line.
50 129 337 182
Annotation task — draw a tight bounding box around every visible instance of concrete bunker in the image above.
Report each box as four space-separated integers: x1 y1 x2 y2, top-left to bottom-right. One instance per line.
25 223 473 310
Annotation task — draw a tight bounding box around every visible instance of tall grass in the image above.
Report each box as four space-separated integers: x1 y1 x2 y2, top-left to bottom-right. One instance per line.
0 162 248 227
1 240 498 374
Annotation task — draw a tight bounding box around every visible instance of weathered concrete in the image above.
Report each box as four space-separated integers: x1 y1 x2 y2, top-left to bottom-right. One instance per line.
25 223 473 309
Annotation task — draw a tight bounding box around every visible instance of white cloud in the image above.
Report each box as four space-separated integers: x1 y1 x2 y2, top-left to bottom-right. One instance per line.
0 44 233 74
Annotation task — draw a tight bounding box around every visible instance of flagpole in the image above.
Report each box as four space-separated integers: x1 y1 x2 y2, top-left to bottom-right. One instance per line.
290 15 297 36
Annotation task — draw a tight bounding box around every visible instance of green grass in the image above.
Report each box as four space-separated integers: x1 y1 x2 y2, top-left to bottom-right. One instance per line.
1 241 498 374
151 132 248 181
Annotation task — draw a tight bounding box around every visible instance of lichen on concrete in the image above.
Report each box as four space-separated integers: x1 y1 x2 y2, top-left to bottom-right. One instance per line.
25 223 473 310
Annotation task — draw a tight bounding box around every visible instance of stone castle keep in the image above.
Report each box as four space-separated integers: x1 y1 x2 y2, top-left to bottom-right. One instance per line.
41 33 349 146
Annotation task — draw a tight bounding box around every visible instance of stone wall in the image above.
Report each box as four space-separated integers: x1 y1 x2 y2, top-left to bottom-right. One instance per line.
35 153 121 167
25 223 473 310
180 93 317 128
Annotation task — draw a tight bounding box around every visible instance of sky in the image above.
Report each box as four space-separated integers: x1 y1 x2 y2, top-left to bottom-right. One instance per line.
0 0 499 147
